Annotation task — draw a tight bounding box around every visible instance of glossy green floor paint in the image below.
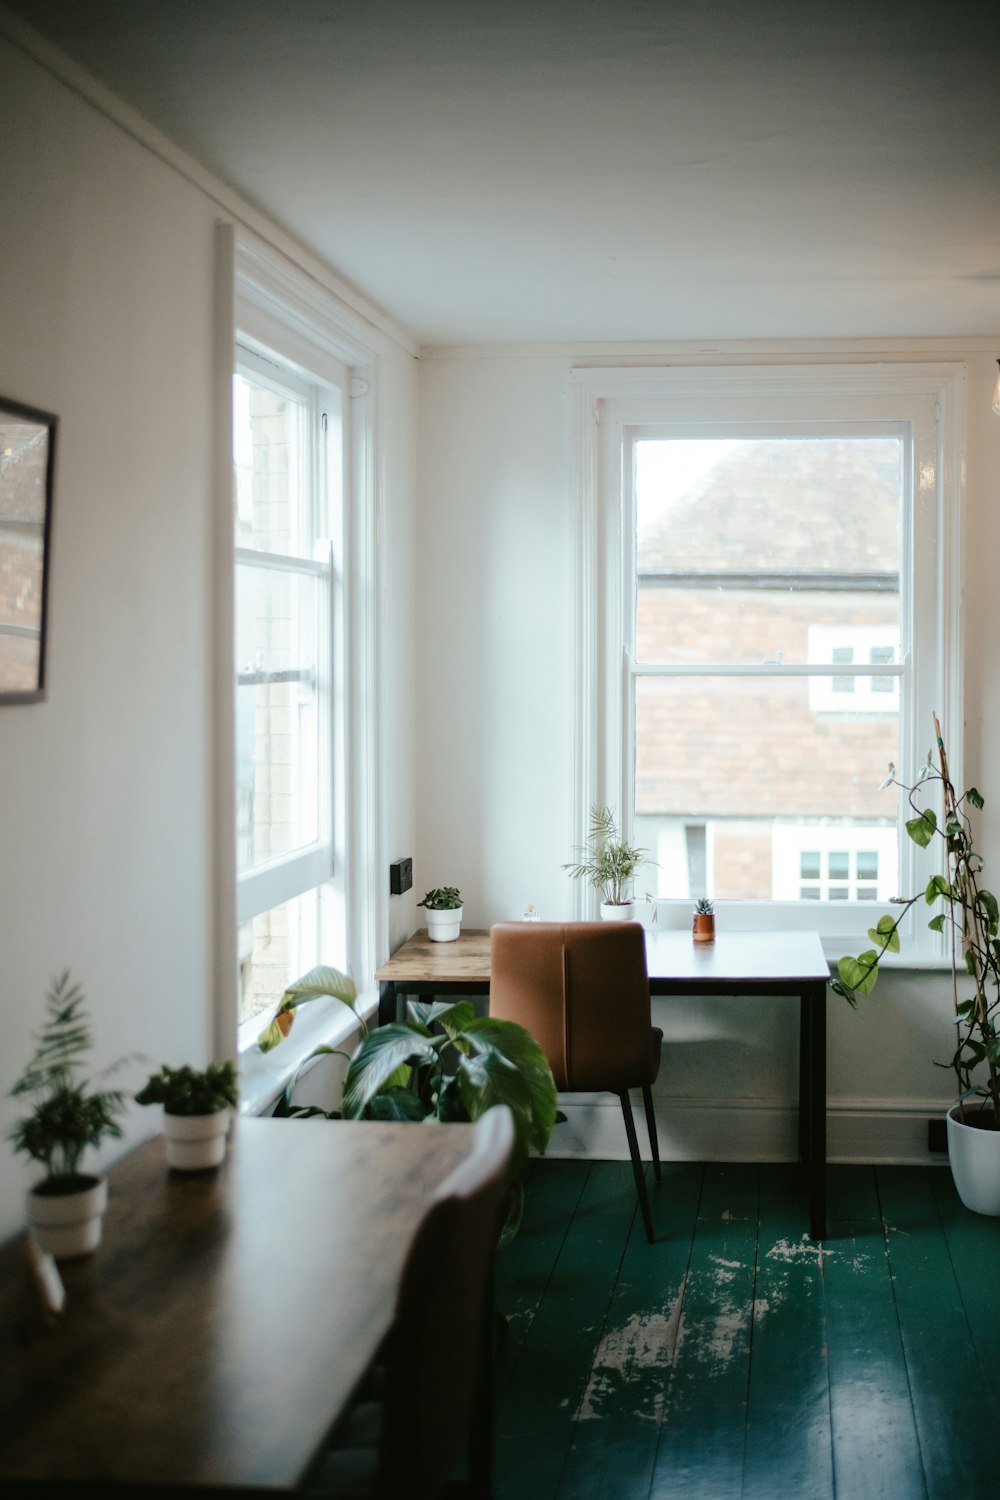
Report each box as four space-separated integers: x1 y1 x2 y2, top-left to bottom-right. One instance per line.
493 1161 1000 1500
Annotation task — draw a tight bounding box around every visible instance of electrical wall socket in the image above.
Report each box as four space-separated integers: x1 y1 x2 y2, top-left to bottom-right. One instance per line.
390 857 413 895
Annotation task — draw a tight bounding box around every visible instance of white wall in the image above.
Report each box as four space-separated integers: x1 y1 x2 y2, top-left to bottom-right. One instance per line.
415 345 1000 1163
0 27 419 1240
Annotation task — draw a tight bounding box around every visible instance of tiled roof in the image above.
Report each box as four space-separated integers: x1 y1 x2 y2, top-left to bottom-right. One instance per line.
638 437 899 575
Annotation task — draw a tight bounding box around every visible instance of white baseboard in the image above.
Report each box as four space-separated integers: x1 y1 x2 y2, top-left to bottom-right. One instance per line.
544 1092 952 1167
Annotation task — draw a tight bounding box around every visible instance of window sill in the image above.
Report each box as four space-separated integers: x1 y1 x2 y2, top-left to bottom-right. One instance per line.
237 988 378 1118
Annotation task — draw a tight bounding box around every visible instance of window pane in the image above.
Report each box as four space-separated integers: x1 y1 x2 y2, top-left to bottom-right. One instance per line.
238 888 321 1037
236 563 323 871
635 674 897 901
635 437 901 667
234 371 311 558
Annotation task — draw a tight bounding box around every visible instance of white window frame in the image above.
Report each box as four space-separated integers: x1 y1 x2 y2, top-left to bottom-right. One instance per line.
570 362 965 959
215 229 386 1107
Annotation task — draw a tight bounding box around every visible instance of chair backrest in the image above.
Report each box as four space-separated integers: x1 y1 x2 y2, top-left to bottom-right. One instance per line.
377 1104 514 1499
489 921 654 1092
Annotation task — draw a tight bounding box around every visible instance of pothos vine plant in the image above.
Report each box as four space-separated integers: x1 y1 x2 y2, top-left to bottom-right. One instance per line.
832 716 1000 1128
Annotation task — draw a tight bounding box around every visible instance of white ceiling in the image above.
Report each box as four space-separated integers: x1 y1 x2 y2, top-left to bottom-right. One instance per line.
6 0 1000 347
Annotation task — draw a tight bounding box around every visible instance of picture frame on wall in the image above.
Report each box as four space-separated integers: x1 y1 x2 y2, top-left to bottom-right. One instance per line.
0 396 57 705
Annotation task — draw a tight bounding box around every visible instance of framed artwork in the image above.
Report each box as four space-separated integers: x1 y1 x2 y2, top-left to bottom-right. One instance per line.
0 396 57 705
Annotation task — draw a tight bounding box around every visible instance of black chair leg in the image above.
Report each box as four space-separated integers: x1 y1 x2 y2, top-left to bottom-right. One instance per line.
642 1084 661 1180
617 1090 655 1244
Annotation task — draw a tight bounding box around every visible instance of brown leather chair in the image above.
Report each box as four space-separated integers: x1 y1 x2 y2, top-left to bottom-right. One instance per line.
489 921 662 1243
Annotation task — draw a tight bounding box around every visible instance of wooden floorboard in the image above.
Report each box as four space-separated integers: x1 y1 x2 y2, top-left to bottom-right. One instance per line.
494 1161 641 1500
824 1167 928 1500
557 1162 703 1500
741 1165 834 1500
649 1164 758 1500
876 1167 997 1500
494 1159 999 1499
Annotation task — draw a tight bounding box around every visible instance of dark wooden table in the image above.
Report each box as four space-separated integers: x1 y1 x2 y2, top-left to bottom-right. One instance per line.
0 1116 478 1493
377 926 831 1238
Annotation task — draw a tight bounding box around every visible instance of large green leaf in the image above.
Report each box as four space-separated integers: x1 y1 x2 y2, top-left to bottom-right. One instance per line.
280 965 357 1009
867 915 900 954
906 810 937 847
837 951 880 997
455 1017 558 1173
257 964 359 1052
341 1025 438 1118
366 1089 428 1122
407 999 477 1035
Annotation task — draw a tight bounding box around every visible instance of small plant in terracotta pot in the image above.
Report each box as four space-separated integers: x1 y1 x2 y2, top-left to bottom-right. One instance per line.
692 897 715 943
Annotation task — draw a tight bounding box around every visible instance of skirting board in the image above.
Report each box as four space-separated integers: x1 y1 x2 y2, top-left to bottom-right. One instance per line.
545 1092 954 1166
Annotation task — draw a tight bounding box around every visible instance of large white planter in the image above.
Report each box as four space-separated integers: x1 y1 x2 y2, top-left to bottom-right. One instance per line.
163 1108 231 1171
426 905 463 942
946 1104 1000 1215
600 901 636 922
28 1173 107 1259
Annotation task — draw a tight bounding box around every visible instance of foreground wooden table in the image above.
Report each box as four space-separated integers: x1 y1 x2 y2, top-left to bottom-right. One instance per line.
377 926 830 1237
0 1116 477 1493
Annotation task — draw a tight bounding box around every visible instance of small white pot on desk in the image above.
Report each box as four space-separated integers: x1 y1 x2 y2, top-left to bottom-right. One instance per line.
163 1108 232 1171
28 1173 108 1259
425 905 464 942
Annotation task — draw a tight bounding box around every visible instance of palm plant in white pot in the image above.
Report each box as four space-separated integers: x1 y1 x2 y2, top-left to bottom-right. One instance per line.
8 972 126 1258
563 805 650 919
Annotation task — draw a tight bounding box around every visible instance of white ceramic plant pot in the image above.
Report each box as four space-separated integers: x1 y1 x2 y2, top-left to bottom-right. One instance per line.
426 905 463 942
946 1104 1000 1215
28 1174 108 1259
163 1108 231 1171
600 901 636 922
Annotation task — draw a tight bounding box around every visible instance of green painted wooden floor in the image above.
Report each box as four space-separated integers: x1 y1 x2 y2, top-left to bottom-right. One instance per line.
492 1160 1000 1500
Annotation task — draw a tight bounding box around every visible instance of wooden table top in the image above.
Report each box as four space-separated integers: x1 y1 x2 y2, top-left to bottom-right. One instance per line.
376 926 829 988
0 1116 477 1490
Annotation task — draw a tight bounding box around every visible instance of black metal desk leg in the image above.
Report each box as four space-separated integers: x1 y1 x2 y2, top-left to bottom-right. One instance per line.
378 981 397 1027
803 981 827 1240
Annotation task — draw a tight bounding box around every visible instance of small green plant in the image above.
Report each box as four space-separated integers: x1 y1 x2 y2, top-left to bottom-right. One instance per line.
563 805 650 906
417 886 463 910
135 1061 238 1116
694 897 714 915
8 972 125 1188
833 717 1000 1128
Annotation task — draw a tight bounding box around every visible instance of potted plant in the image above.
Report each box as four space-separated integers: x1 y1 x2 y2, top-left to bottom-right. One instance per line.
135 1061 238 1171
417 885 464 942
258 964 558 1245
7 972 125 1258
692 897 715 943
563 805 650 919
833 715 1000 1214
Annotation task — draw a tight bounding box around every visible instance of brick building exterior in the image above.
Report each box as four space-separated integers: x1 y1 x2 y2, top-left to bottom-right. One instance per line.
633 436 900 902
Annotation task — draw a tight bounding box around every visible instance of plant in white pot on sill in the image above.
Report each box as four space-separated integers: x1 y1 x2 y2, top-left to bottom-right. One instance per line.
562 805 651 921
8 972 126 1259
418 886 464 942
135 1061 238 1171
833 716 1000 1215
